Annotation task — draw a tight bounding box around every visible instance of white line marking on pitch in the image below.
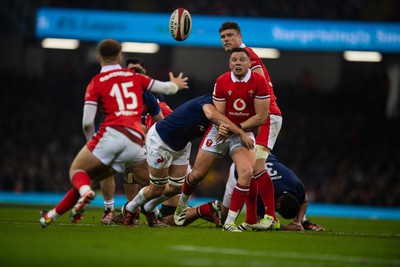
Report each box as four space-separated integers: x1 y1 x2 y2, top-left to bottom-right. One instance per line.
171 245 400 266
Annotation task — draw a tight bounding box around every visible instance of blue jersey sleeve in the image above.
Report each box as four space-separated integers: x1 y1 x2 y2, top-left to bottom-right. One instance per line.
142 91 161 117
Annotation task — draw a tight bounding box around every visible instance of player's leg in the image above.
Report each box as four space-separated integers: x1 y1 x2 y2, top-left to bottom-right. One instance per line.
69 145 115 223
161 196 222 227
174 149 219 226
123 163 168 226
254 115 282 227
143 141 191 214
39 187 80 228
143 164 187 212
99 176 116 225
223 146 255 232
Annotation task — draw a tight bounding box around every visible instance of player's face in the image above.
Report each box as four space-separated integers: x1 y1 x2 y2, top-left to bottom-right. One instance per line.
127 63 146 74
229 52 250 79
220 29 242 52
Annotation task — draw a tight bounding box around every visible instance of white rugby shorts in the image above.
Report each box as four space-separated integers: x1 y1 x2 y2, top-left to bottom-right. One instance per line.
200 125 255 157
145 124 191 169
89 126 146 173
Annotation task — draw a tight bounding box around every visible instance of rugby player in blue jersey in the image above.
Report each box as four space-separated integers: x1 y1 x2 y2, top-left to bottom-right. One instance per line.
223 153 325 231
123 94 254 226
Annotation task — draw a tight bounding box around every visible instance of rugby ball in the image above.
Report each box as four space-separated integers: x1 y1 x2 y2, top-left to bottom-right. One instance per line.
169 8 192 41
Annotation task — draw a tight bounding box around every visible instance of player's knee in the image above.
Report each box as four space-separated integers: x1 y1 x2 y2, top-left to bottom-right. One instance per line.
168 176 185 187
256 145 270 160
188 170 205 184
237 168 254 181
123 171 135 184
149 174 168 195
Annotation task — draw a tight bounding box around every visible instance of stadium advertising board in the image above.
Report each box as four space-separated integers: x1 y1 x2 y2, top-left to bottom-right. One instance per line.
36 7 400 52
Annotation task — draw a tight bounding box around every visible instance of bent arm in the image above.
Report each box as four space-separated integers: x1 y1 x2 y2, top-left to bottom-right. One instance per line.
240 98 270 131
82 103 97 141
152 112 164 122
203 103 244 136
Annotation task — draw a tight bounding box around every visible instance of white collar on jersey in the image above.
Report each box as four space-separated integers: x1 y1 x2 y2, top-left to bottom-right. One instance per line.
100 64 122 73
240 43 246 48
231 69 251 83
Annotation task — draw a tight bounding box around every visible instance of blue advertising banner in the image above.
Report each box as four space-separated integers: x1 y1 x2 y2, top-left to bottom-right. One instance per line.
36 7 400 52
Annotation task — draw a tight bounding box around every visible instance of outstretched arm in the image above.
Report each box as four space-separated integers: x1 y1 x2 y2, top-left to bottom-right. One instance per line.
150 72 189 95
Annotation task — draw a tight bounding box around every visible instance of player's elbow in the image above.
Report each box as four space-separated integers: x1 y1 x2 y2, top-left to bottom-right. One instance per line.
257 113 268 125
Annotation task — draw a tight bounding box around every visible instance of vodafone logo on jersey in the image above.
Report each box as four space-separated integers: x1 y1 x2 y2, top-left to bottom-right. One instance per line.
233 99 246 111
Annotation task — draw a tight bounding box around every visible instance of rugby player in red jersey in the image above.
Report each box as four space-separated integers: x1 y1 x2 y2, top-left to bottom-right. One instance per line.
219 21 283 230
175 48 271 232
39 39 188 228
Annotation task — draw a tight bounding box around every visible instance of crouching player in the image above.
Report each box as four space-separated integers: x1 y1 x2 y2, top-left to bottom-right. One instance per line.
223 153 325 231
112 196 223 227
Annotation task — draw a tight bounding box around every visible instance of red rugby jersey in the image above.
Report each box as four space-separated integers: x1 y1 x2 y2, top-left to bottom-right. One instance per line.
244 46 281 116
213 70 270 125
85 68 154 138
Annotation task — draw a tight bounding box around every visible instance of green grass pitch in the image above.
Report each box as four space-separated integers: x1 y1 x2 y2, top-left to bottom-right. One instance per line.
0 205 399 267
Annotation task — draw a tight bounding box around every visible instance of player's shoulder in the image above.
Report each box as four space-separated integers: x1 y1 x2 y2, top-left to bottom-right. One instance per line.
216 72 232 85
251 71 267 83
244 46 259 58
217 71 231 80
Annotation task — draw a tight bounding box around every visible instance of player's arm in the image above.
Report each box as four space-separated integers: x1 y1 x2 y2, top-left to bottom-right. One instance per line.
150 72 189 95
82 103 97 141
152 112 164 122
145 93 164 122
239 97 270 131
203 103 254 150
295 193 308 226
252 67 265 78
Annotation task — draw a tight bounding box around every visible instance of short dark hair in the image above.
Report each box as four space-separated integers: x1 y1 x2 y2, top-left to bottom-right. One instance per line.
98 39 122 60
229 47 250 58
219 21 241 34
125 57 146 69
276 193 300 219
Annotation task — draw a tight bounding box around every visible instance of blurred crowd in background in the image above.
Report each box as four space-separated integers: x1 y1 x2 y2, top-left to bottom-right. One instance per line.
1 60 398 207
0 0 399 207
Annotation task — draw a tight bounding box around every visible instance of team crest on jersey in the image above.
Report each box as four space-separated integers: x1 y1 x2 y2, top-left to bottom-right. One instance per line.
233 98 246 111
249 90 255 98
228 90 232 96
206 139 213 147
157 157 165 163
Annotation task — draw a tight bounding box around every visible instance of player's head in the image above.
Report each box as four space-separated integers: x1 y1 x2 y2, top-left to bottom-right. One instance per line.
125 57 146 74
275 192 300 219
229 47 251 80
97 39 122 65
219 21 243 52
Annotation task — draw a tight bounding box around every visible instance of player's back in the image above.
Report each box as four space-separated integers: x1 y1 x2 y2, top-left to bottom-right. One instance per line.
85 68 152 135
155 94 213 150
267 154 306 203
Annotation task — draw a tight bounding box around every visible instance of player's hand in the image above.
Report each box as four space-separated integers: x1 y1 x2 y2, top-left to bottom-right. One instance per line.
169 72 189 90
218 124 230 136
239 133 254 150
216 124 230 143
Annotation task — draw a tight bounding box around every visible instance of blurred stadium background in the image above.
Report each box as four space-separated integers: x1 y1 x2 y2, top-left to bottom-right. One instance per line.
1 0 399 209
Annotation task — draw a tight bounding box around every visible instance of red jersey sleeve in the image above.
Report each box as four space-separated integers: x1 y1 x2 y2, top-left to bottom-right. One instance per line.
212 74 228 102
84 79 99 106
